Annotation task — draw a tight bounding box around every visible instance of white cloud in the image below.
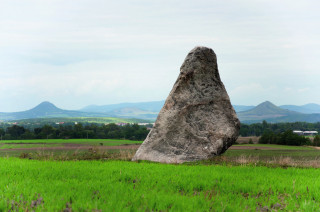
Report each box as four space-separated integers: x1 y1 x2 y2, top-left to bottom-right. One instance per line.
298 88 311 93
0 0 320 111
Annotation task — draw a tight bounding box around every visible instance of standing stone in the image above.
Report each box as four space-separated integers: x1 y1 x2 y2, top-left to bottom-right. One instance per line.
132 46 240 163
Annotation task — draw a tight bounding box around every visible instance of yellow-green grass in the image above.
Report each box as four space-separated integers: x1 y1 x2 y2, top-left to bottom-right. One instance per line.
1 158 320 211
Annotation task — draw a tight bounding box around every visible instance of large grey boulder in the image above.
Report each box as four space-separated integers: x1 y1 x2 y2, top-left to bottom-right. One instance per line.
132 46 240 163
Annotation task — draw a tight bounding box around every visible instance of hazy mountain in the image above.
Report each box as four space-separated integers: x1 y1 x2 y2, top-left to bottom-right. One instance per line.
81 100 320 122
109 107 158 120
233 105 255 112
2 100 320 123
12 117 150 125
238 101 320 123
0 101 113 121
280 103 320 114
80 100 165 120
81 100 165 113
240 101 297 116
237 101 298 122
83 101 254 114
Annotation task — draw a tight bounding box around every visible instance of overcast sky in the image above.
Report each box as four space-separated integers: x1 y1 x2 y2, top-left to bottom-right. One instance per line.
0 0 319 112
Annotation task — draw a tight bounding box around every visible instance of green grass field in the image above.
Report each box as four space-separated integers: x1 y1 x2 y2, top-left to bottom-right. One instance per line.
2 141 320 211
1 158 320 211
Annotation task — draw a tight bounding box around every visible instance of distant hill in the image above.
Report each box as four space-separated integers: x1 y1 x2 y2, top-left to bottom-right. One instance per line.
81 101 256 117
233 105 255 112
80 100 165 120
2 100 320 123
238 101 298 117
0 101 113 121
238 101 320 123
81 100 165 113
10 117 151 125
280 103 320 114
109 107 159 120
80 100 320 122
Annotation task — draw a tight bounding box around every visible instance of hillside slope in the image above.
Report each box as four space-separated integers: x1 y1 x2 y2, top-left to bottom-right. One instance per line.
238 101 320 123
81 101 165 113
80 101 165 120
2 100 320 123
280 103 320 114
0 102 113 120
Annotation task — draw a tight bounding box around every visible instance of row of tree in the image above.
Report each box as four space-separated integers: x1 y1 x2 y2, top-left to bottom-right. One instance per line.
1 121 319 145
258 130 314 146
0 123 150 140
240 121 320 136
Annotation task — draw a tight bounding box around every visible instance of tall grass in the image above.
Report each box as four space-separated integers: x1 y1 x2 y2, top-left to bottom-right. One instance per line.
1 158 320 211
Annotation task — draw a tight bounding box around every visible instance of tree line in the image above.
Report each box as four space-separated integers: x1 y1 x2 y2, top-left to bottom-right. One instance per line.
258 130 318 146
1 121 320 145
0 123 150 140
240 121 320 137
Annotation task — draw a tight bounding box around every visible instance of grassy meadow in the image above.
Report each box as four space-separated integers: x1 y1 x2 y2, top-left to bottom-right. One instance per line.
1 139 320 211
2 158 320 211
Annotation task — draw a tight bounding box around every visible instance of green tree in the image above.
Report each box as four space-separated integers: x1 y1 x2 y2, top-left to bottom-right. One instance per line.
0 128 5 139
313 135 320 146
6 125 25 139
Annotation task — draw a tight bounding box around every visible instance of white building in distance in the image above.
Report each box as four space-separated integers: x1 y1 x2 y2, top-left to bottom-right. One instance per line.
293 130 318 136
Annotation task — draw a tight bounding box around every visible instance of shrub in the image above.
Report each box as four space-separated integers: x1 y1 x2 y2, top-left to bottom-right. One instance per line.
259 130 309 146
313 135 320 146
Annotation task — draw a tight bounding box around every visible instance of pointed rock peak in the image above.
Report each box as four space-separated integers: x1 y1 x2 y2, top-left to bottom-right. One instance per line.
38 101 54 105
180 46 217 75
244 101 290 116
31 101 61 112
36 101 57 108
132 46 240 163
258 101 277 107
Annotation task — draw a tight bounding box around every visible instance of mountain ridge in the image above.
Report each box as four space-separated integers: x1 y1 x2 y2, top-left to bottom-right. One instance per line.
81 100 165 113
0 101 114 121
280 103 320 114
1 100 320 123
237 101 320 123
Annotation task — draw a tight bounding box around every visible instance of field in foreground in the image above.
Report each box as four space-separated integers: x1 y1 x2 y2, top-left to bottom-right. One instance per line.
2 140 320 210
1 158 320 211
2 139 320 166
0 139 142 158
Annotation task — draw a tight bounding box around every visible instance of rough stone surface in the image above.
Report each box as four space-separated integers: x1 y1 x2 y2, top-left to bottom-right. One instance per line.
132 46 240 163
